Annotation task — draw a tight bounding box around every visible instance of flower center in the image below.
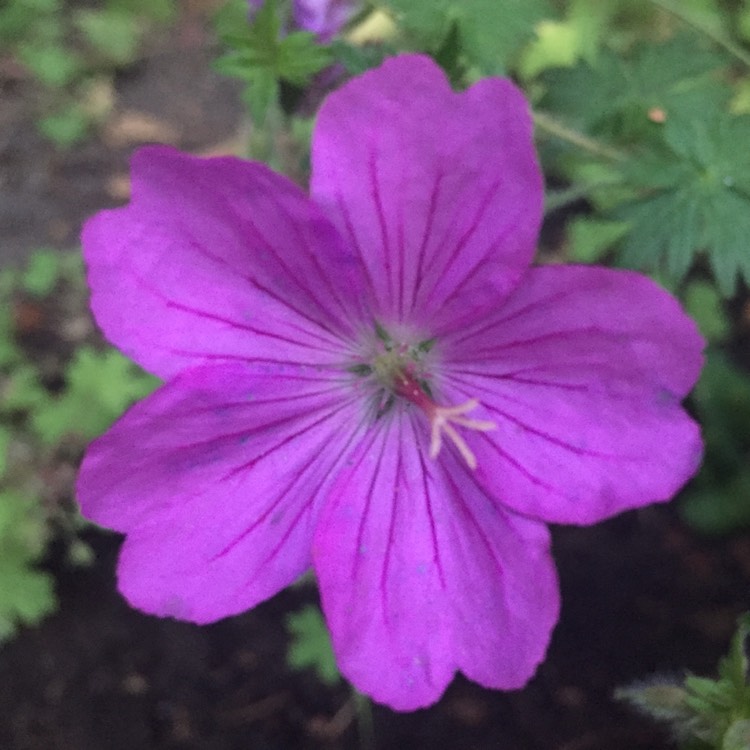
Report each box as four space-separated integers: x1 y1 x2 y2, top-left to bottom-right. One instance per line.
392 370 495 470
354 324 496 470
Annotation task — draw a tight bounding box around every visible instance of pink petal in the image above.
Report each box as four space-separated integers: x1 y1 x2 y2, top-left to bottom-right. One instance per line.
438 266 704 525
77 363 366 623
84 146 366 380
313 408 559 711
311 54 542 332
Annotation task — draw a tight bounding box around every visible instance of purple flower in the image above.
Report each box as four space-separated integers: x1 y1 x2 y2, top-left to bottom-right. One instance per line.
248 0 355 40
77 55 703 710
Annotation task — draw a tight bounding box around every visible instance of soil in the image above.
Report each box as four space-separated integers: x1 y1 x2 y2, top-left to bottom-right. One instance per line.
1 6 749 749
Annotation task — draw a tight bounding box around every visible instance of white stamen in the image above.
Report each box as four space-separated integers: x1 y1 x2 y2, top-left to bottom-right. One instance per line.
428 399 496 470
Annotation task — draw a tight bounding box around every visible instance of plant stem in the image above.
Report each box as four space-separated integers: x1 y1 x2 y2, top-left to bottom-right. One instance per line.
647 0 750 68
355 690 375 750
544 178 623 214
533 111 627 162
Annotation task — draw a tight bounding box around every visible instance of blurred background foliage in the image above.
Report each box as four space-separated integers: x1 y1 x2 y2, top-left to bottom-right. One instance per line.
2 2 750 714
0 0 176 146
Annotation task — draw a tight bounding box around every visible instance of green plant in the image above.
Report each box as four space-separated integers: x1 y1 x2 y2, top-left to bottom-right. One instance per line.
0 248 158 643
1 0 176 148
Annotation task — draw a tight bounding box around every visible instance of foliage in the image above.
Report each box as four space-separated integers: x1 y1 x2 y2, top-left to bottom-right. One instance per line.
286 604 341 686
0 490 56 642
0 248 159 643
214 0 333 123
680 352 750 535
616 614 750 749
382 0 553 74
0 0 176 147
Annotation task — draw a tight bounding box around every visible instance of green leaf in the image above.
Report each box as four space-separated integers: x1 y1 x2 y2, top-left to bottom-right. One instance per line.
615 680 693 725
681 352 750 535
31 348 159 445
385 0 554 74
2 365 49 414
0 564 56 643
38 104 90 148
681 470 750 536
541 35 731 143
617 112 750 295
239 68 280 124
21 248 64 297
724 719 750 750
0 0 61 45
17 42 82 87
214 0 331 122
683 280 730 343
286 605 341 686
0 490 56 643
567 217 629 263
277 31 333 85
617 612 750 745
74 9 141 66
717 614 749 692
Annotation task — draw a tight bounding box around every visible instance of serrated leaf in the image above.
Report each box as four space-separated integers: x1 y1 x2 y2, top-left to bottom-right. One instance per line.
286 605 341 686
277 31 333 85
617 113 750 295
31 347 159 445
0 490 56 643
385 0 554 73
240 69 280 124
215 0 331 123
541 35 731 143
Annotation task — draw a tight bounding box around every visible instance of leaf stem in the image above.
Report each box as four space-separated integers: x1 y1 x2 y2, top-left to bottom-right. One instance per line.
544 178 622 214
647 0 750 68
533 111 627 162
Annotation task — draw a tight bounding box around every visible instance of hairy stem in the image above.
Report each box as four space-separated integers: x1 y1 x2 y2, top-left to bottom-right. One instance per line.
533 111 627 162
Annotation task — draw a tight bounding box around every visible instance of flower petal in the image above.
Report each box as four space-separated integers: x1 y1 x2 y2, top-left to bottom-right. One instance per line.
439 266 704 525
84 146 366 380
313 408 559 710
311 54 542 332
77 363 366 623
293 0 355 39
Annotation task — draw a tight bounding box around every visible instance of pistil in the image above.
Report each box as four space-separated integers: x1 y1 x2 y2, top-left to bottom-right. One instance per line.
392 371 496 470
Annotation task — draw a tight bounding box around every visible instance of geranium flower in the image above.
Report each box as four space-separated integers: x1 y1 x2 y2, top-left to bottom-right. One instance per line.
248 0 356 40
77 55 703 711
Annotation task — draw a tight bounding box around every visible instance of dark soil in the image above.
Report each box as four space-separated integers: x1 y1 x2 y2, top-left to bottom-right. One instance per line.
2 507 749 750
1 6 749 749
